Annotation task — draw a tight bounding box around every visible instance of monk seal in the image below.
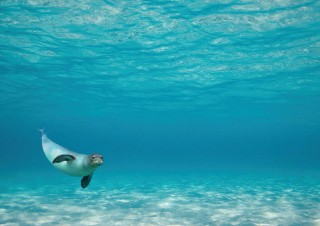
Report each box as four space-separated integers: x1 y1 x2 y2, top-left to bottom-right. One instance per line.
40 129 103 188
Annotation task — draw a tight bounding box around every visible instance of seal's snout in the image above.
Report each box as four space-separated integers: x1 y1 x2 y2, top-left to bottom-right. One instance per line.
95 158 103 165
91 154 104 167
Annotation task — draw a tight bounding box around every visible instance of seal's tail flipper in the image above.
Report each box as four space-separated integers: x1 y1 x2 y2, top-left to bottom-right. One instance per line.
37 128 46 135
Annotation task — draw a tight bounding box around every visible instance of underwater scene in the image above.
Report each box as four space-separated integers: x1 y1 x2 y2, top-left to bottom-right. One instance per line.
0 0 320 225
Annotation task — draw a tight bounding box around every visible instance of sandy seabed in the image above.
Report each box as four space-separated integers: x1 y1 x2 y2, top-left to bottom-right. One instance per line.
1 172 319 226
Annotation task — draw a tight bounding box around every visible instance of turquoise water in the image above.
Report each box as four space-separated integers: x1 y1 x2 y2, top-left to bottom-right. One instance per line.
1 0 320 225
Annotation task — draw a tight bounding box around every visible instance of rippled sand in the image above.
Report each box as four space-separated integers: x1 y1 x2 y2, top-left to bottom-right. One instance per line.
1 172 319 225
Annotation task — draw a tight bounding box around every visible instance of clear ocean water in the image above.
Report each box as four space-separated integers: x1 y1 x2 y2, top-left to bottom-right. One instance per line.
0 0 320 225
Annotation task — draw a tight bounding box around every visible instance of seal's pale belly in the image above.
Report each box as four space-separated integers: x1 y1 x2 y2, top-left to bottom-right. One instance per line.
53 156 94 177
41 134 93 177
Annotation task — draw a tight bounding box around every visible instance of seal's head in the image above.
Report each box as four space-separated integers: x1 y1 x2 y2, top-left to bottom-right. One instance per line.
89 154 104 168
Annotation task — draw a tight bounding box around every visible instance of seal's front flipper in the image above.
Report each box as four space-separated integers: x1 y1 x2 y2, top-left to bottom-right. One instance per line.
52 154 75 164
81 174 92 188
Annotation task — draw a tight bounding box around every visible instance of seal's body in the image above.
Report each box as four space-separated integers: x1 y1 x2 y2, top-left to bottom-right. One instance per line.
40 130 103 188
